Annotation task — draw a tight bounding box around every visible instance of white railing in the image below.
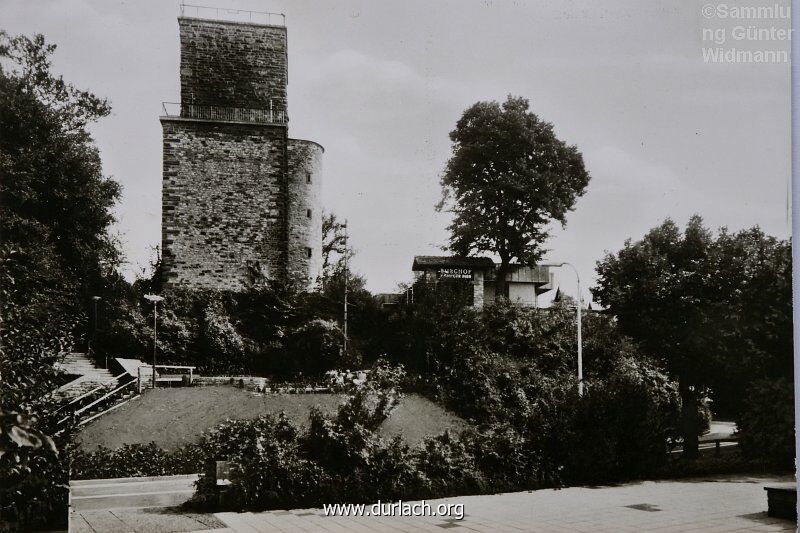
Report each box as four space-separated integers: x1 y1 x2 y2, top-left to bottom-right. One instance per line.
161 102 287 125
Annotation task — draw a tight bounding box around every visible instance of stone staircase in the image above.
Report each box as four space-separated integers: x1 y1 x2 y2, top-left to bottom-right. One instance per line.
54 353 140 427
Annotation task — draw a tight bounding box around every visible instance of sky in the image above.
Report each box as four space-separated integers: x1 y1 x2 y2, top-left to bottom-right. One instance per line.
3 0 791 303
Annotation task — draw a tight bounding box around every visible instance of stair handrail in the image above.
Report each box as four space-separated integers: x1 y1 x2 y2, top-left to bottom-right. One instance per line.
58 380 138 425
73 379 137 417
55 373 128 413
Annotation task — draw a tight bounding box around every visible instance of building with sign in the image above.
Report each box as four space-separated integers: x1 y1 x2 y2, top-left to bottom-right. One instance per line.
411 256 554 309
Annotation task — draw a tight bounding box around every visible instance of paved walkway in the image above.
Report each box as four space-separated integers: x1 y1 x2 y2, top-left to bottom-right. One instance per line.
69 474 795 532
72 507 226 532
213 475 795 533
70 475 226 532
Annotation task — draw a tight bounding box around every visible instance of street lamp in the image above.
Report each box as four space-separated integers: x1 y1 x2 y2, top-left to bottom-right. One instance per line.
342 220 348 355
540 261 583 397
91 296 102 367
144 294 164 389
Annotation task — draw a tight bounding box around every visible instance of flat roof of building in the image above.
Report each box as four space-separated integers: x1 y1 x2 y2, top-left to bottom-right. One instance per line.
412 255 496 271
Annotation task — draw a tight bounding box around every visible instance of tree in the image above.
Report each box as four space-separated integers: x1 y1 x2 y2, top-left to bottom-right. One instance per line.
321 211 347 284
706 227 792 416
593 216 716 458
592 216 792 458
438 96 590 296
0 32 120 528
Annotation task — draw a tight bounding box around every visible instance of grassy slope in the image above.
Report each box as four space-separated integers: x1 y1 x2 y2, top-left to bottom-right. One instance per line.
77 386 467 450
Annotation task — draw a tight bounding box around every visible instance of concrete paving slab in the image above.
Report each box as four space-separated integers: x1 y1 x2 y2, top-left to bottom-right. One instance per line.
207 474 795 533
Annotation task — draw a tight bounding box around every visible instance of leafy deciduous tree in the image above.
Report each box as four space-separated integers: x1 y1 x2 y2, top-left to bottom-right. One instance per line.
592 216 792 458
438 95 590 296
593 216 716 458
0 32 120 528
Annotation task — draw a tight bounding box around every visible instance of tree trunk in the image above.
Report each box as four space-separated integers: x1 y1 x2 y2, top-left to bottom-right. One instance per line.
679 378 699 459
496 260 510 300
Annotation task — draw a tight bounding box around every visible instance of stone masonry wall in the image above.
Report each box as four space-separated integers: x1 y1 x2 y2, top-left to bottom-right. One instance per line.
287 139 323 286
161 120 288 290
178 17 287 112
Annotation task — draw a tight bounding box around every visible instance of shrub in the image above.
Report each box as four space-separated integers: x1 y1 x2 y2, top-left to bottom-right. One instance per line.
415 431 484 496
434 338 681 485
464 425 537 491
286 319 349 374
654 448 779 479
363 436 426 501
215 415 328 509
199 297 248 374
737 378 795 468
71 443 199 479
564 357 680 483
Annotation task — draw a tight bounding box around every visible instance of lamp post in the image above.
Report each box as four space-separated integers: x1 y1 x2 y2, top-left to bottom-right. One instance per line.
540 262 583 397
91 296 102 367
144 294 164 389
342 219 349 355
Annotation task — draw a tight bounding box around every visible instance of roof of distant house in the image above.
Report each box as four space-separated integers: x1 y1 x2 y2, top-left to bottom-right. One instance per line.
412 255 496 271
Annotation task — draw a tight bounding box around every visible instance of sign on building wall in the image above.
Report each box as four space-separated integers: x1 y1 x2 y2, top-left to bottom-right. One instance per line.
437 268 473 280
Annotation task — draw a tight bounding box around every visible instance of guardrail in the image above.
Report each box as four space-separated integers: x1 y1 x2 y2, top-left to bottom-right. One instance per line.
161 102 287 125
180 4 285 26
55 373 128 418
668 435 740 456
76 381 140 427
56 376 139 428
707 437 739 456
74 380 137 421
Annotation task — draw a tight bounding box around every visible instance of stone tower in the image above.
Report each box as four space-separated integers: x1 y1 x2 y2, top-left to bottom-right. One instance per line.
160 11 323 291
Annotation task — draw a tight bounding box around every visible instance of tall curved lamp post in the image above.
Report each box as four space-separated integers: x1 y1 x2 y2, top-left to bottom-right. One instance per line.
91 296 102 367
540 262 583 397
144 294 164 389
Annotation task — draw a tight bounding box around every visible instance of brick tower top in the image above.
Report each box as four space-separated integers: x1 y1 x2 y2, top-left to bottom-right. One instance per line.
177 6 287 114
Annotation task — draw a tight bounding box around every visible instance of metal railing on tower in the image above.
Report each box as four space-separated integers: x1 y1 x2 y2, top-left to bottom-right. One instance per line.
179 3 286 26
161 102 288 125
